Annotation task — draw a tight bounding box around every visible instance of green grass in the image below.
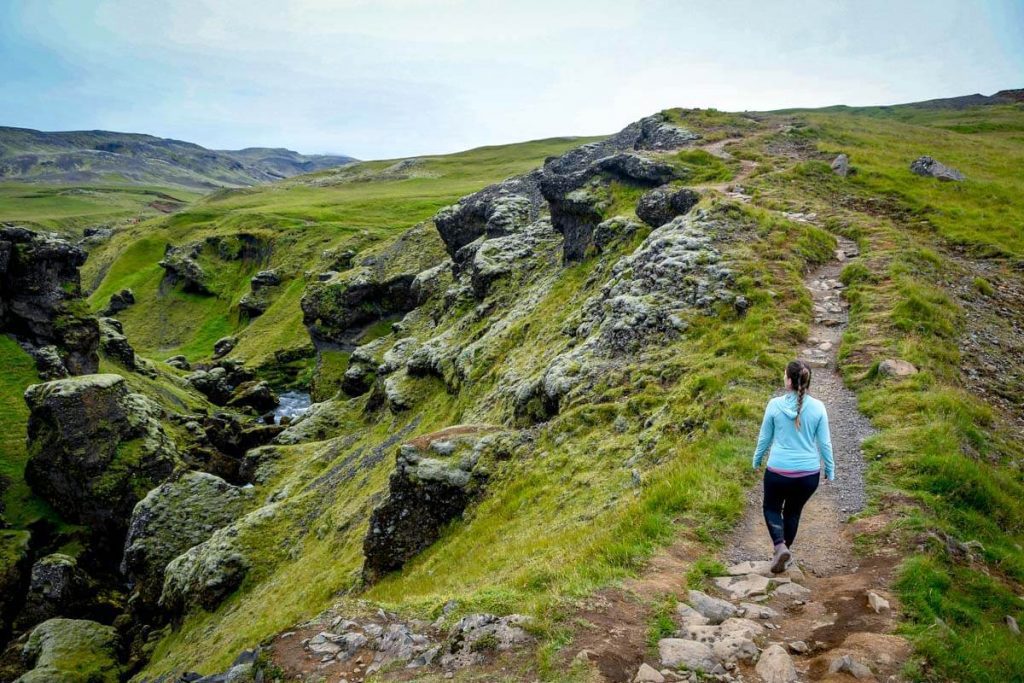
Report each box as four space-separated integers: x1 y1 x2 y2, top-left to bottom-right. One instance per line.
0 335 63 529
0 183 200 237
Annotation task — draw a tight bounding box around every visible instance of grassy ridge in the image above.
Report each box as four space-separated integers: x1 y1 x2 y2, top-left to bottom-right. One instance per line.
85 137 601 370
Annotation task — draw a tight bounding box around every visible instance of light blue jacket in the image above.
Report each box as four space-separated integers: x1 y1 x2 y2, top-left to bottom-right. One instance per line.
752 392 834 480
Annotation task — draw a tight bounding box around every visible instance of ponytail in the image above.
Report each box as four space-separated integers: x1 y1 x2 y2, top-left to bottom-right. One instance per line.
786 361 812 430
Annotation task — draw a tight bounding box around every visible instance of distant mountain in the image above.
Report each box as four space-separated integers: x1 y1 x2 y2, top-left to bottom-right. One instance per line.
0 127 356 190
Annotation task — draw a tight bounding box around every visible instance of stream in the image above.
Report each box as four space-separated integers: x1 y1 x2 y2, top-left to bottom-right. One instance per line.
273 391 312 424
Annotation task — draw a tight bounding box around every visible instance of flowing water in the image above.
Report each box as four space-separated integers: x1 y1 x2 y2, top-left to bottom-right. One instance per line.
273 391 312 424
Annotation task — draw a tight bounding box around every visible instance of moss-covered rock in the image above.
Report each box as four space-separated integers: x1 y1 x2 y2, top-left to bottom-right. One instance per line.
97 317 136 369
122 472 252 608
16 618 121 683
362 426 511 581
24 373 182 553
159 525 251 615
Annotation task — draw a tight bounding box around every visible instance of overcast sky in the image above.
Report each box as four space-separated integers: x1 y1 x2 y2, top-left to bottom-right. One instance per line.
2 0 1022 159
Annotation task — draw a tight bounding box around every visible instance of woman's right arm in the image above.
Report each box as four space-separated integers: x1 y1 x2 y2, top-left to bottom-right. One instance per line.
752 401 775 470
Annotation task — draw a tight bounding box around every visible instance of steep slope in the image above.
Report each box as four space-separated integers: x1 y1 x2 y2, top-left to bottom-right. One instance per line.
0 127 355 189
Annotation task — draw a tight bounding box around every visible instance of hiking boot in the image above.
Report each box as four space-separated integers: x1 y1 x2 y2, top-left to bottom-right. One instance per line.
771 544 792 574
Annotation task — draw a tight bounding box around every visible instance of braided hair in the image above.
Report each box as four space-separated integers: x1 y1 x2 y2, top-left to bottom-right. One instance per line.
786 360 812 429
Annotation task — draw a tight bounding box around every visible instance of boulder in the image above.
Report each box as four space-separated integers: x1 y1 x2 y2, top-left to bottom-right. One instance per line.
213 336 237 358
122 472 250 607
910 155 964 181
713 573 771 600
878 358 918 377
0 226 99 376
439 613 532 669
165 355 190 370
225 380 278 413
636 186 700 227
250 270 281 289
16 554 91 629
16 618 121 683
159 526 250 615
98 317 136 369
102 288 135 316
634 663 665 682
831 153 851 177
756 644 797 682
687 590 739 625
657 638 718 672
362 426 503 581
186 360 255 405
24 374 181 553
829 654 873 680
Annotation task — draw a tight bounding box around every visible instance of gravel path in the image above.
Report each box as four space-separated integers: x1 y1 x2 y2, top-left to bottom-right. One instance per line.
724 236 872 577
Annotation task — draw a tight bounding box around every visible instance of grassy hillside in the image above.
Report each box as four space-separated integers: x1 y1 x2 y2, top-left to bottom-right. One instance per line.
0 182 202 237
84 136 602 376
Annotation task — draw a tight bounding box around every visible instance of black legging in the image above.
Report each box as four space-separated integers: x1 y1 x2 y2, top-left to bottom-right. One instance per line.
763 470 820 548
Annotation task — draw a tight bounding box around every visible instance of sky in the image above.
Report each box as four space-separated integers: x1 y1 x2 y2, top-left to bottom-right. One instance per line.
1 0 1022 159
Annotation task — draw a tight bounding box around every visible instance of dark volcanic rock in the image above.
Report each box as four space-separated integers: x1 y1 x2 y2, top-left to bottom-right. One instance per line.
185 359 254 404
0 226 99 376
16 554 92 630
101 288 134 316
24 374 182 554
225 380 278 412
636 186 701 227
212 336 236 358
158 242 210 294
302 273 417 344
98 317 136 369
433 172 544 258
363 426 503 581
910 155 965 181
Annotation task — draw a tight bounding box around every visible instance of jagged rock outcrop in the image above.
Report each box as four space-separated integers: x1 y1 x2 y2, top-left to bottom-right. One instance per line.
0 226 99 376
15 554 91 630
179 411 283 482
160 233 272 296
515 208 746 420
541 153 680 262
14 618 121 683
433 172 544 259
363 426 507 581
98 317 137 369
910 155 964 181
24 374 182 553
636 186 701 227
101 288 135 316
240 270 282 316
469 219 560 298
158 242 210 294
302 223 445 347
122 472 250 608
225 379 278 412
185 359 263 406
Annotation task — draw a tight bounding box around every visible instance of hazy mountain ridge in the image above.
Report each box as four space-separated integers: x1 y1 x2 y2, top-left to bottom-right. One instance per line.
0 126 355 190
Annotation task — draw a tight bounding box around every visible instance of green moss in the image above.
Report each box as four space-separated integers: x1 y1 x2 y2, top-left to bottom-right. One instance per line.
670 149 737 184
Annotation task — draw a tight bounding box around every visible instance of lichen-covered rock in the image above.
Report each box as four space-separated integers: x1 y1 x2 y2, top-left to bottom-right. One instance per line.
24 374 182 551
469 220 560 298
159 525 250 615
593 216 643 253
831 153 851 177
182 412 283 482
16 554 91 629
158 242 210 294
636 186 701 227
16 618 121 683
122 472 251 607
98 317 136 369
910 155 964 181
250 270 280 289
101 288 134 316
439 613 532 669
0 226 99 376
165 355 190 370
433 173 544 257
363 426 506 581
517 209 744 419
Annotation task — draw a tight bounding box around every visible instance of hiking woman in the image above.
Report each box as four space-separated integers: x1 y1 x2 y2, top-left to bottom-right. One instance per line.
752 360 835 573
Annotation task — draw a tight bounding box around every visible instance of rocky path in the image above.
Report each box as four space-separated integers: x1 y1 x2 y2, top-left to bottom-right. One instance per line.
627 238 910 683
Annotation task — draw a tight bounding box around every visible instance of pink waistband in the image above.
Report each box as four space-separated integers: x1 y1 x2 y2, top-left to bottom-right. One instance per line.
767 466 820 478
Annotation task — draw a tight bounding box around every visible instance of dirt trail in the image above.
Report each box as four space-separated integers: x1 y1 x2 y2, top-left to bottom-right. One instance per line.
565 236 911 683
